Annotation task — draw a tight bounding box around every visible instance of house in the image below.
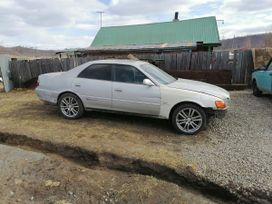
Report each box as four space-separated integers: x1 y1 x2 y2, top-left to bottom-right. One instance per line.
58 15 221 57
56 15 231 85
89 15 221 53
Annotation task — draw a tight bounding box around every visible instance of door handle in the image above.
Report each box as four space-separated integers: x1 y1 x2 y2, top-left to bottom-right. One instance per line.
114 89 122 92
75 84 81 87
269 73 272 76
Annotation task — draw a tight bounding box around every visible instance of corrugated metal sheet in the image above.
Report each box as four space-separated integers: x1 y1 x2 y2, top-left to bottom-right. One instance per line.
91 16 220 47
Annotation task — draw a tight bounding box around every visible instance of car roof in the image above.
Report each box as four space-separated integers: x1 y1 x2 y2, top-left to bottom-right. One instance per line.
89 59 147 66
64 59 150 77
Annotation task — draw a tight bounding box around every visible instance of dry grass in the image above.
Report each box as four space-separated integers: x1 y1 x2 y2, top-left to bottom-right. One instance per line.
0 83 3 92
0 90 206 171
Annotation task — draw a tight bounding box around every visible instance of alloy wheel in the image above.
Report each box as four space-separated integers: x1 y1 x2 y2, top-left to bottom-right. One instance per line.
176 108 203 134
60 96 80 118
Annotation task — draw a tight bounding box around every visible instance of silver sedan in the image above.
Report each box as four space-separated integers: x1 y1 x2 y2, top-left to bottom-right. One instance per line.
36 59 230 135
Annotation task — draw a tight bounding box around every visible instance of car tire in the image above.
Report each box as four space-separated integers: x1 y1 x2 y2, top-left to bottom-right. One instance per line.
252 81 262 97
171 103 206 135
58 93 84 119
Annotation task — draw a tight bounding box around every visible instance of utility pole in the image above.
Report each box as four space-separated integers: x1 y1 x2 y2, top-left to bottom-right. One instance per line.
217 20 224 25
232 34 236 50
97 11 104 28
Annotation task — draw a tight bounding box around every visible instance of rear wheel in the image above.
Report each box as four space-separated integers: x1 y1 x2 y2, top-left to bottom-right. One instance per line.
58 93 84 119
171 104 206 135
252 81 262 97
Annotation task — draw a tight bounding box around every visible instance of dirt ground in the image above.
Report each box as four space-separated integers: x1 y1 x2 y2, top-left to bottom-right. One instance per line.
0 89 271 203
0 144 220 204
0 89 198 169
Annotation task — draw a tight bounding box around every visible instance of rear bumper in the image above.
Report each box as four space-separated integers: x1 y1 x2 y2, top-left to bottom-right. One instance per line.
35 87 58 104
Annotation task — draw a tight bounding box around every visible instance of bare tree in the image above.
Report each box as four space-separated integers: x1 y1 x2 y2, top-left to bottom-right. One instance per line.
263 33 272 48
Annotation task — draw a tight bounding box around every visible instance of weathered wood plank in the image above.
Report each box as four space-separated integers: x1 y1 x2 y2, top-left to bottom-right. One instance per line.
8 50 254 88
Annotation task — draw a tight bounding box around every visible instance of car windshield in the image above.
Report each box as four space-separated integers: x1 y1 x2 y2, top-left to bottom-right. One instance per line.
140 63 176 85
267 60 272 70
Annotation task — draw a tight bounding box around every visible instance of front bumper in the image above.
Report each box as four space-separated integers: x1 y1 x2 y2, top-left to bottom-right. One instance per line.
214 110 227 119
206 109 227 119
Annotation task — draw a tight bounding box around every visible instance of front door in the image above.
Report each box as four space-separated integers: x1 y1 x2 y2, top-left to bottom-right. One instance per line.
112 64 161 115
258 60 272 93
73 64 112 109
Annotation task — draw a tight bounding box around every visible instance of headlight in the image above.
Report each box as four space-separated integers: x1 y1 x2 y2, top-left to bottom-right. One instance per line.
215 100 226 109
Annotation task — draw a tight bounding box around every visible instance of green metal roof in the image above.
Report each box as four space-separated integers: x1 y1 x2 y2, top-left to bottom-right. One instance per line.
91 16 220 47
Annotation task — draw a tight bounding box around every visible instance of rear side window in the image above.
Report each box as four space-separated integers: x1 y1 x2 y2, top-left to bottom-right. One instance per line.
78 64 112 80
114 64 146 84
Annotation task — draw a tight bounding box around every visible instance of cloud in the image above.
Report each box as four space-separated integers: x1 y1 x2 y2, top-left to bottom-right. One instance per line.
212 0 272 38
0 0 271 49
0 0 105 49
107 0 218 17
222 0 272 12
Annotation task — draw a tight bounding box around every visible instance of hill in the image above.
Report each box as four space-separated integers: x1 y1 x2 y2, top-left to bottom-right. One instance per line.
0 46 56 59
1 33 272 58
218 33 272 50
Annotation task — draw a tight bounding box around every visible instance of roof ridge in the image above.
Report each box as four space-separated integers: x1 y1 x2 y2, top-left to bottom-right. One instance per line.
101 16 216 29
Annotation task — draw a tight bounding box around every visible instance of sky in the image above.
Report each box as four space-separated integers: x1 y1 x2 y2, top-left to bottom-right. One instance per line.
0 0 271 50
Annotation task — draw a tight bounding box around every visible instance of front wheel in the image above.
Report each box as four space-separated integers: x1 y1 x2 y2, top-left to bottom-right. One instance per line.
58 93 84 119
171 104 206 135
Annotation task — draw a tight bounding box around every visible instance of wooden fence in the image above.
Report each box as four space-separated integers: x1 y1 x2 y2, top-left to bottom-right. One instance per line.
9 50 254 88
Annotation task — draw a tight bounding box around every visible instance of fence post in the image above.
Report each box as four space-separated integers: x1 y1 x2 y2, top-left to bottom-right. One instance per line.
188 50 192 70
0 55 13 92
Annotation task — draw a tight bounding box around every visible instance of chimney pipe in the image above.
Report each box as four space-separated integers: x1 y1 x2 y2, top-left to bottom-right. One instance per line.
174 12 179 21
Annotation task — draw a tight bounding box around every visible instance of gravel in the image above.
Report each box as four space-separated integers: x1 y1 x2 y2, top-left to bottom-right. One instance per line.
181 90 272 203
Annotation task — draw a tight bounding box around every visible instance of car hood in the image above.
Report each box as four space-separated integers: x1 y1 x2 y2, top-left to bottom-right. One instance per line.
168 78 230 99
252 66 266 73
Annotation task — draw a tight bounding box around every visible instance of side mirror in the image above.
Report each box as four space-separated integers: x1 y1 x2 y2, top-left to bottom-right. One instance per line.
143 79 155 86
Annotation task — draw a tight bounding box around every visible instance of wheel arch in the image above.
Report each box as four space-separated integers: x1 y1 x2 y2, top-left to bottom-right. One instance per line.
57 91 84 106
169 101 208 120
252 77 260 88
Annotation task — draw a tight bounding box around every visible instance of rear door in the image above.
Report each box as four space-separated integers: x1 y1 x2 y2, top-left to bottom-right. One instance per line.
73 64 113 109
112 64 161 115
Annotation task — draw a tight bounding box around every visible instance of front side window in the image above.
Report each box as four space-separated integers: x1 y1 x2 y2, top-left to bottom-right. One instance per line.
78 64 112 80
114 64 146 84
